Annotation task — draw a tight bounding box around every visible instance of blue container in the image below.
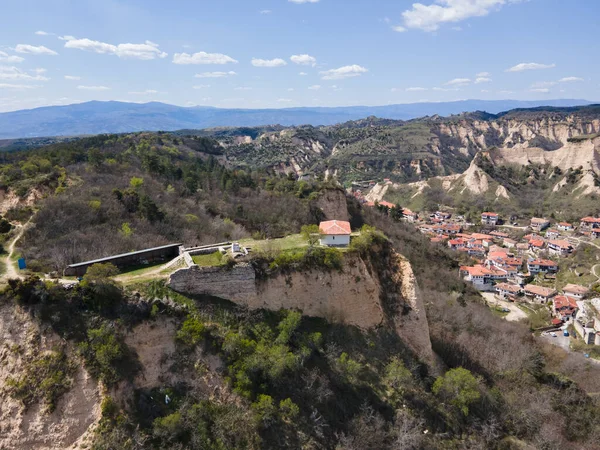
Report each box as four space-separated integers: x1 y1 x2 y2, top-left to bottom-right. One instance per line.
17 258 26 270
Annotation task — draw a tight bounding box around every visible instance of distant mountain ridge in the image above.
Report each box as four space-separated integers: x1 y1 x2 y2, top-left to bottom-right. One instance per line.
0 98 596 139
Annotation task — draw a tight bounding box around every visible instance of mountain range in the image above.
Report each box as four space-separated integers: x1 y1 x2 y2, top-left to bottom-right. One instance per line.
0 98 596 139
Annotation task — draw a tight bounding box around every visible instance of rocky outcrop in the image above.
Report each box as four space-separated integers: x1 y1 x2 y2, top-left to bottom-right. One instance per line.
167 250 434 362
0 304 101 450
316 189 350 221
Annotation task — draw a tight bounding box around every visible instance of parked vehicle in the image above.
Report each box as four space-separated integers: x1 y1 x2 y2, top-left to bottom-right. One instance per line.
551 332 557 337
563 330 569 337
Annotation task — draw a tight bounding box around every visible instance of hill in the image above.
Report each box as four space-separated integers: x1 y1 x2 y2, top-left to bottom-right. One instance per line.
0 130 599 449
0 98 595 139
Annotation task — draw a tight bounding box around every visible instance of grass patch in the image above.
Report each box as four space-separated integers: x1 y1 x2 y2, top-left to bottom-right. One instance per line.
239 234 308 253
192 251 226 267
490 306 509 318
571 339 600 360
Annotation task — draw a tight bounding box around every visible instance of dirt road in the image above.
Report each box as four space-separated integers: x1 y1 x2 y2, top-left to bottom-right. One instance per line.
2 221 30 281
481 292 528 322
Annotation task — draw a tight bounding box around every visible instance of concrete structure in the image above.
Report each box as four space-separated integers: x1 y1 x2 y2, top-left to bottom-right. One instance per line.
319 220 351 247
65 243 182 276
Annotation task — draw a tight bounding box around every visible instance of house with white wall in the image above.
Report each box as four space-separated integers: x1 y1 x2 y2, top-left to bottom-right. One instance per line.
319 220 351 247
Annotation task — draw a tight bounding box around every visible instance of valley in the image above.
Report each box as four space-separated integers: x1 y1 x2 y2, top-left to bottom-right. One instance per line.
1 105 600 449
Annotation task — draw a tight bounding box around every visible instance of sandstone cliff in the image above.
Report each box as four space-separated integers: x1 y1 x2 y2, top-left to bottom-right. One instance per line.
315 188 350 221
167 247 434 362
0 304 101 450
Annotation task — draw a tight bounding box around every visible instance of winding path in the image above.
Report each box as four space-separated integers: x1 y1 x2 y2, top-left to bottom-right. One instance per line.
2 219 31 281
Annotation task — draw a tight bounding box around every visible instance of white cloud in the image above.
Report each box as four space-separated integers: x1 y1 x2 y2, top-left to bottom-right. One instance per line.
288 0 319 3
290 54 317 66
506 62 555 72
193 84 211 89
287 88 295 91
299 72 308 76
260 9 272 14
531 81 557 88
445 77 471 86
173 51 237 65
0 51 24 63
0 83 41 90
559 76 583 82
77 85 110 91
15 44 58 55
400 0 522 32
277 98 293 102
406 87 428 91
531 88 550 93
433 87 459 92
476 71 491 77
35 30 53 36
497 90 514 94
0 66 49 81
58 35 75 41
235 86 252 90
392 26 407 32
251 58 287 67
128 89 160 95
195 71 237 78
63 36 167 60
475 77 492 84
64 75 81 80
320 64 368 80
480 89 490 93
308 84 321 90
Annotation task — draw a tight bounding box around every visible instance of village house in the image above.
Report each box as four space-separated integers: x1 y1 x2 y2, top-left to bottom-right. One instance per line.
481 212 499 226
562 284 589 299
545 229 560 240
530 217 550 232
495 282 521 300
528 239 545 252
592 230 600 240
527 259 559 275
580 217 600 230
402 208 418 222
490 230 509 239
434 211 452 221
573 319 598 345
448 238 466 250
319 220 351 247
434 223 462 235
547 239 574 256
503 238 517 248
553 295 579 322
524 284 557 303
460 265 508 291
557 222 573 232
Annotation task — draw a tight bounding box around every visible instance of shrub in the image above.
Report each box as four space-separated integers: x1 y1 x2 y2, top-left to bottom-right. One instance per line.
176 316 205 348
432 367 481 416
78 324 127 385
6 347 75 413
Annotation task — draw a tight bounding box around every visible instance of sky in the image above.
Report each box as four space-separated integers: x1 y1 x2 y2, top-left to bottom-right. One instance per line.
0 0 599 112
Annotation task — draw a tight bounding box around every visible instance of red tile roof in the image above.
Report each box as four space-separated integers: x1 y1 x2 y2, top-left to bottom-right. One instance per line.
563 284 589 295
524 284 557 297
319 220 351 235
529 259 557 267
581 217 600 223
548 240 572 249
482 212 499 217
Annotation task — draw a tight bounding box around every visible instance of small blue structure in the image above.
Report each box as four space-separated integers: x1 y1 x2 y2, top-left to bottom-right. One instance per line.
17 258 26 270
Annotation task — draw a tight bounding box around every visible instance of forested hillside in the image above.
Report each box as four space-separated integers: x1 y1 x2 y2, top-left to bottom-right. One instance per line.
0 131 599 449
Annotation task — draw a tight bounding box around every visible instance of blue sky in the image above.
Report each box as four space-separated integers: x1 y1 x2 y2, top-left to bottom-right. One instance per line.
0 0 599 112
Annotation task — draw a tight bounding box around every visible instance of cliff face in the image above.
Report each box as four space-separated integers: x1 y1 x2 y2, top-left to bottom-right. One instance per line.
0 304 101 450
315 189 350 221
223 111 600 184
168 249 434 362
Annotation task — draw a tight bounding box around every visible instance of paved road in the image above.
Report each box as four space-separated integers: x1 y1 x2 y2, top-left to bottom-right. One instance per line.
481 292 528 322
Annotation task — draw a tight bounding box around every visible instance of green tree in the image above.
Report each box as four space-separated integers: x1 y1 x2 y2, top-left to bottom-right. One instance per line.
432 367 481 416
301 224 321 247
120 222 133 237
83 263 120 283
129 177 144 189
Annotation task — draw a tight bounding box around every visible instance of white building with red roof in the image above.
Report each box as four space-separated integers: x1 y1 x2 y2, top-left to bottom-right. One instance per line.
319 220 351 247
481 212 499 226
547 239 574 256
